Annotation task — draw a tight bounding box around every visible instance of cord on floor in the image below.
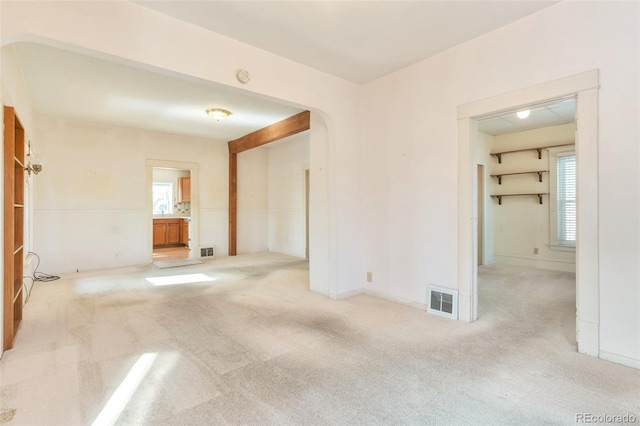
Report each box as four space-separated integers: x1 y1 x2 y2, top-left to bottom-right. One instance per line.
28 251 60 282
22 276 34 304
20 252 60 304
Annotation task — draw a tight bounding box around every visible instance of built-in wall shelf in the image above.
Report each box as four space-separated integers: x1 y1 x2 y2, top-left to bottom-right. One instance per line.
490 144 573 163
4 105 25 352
491 170 548 184
491 193 549 205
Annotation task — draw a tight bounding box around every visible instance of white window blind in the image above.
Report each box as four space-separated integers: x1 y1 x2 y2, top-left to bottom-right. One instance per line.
556 154 576 247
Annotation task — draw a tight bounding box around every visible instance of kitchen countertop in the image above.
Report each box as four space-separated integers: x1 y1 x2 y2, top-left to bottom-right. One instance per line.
153 216 191 220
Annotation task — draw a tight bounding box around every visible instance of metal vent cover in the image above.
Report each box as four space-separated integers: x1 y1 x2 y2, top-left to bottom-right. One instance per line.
427 285 459 320
200 247 215 258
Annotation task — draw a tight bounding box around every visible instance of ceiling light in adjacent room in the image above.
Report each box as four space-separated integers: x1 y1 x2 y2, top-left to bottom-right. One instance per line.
206 108 232 121
516 109 530 119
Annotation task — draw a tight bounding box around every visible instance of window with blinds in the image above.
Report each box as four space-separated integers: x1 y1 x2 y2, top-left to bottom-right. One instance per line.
549 147 576 250
556 154 576 247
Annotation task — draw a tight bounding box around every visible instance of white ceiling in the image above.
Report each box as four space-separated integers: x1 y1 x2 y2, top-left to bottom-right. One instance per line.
134 1 557 84
12 1 560 141
477 97 575 136
14 42 304 142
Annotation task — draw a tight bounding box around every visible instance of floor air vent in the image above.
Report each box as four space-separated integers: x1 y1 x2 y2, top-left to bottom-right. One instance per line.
427 285 458 320
200 247 215 258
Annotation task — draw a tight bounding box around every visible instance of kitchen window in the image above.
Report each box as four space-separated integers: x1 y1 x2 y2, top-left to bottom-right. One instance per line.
152 182 173 215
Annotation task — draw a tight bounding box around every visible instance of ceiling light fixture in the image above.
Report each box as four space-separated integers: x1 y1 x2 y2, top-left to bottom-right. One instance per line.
516 109 530 119
206 108 232 121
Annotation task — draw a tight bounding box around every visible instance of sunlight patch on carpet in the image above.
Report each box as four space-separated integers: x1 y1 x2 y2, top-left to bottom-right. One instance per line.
146 273 215 286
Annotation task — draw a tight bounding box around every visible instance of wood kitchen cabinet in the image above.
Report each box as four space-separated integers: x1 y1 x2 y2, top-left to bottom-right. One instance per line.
153 222 167 247
166 220 181 245
180 219 189 245
153 218 189 248
178 177 191 202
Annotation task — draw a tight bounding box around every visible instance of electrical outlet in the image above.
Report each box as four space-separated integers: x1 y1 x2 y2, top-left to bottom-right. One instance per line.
533 247 539 255
366 272 372 283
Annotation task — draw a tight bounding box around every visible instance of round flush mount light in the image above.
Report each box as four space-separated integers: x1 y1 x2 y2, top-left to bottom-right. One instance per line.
516 109 531 119
206 108 232 121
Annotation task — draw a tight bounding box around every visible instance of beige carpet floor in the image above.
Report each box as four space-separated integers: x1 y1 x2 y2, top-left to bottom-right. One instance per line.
0 253 638 425
153 259 204 269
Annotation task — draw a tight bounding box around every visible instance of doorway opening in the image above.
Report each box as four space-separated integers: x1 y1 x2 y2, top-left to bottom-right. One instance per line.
473 98 577 346
457 70 600 357
152 167 191 260
146 159 199 263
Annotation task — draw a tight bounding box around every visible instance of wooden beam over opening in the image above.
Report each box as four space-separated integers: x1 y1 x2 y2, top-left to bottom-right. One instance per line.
228 110 310 155
228 110 310 255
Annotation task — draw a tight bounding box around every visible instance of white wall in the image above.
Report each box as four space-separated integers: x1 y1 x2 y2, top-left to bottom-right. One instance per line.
31 115 308 268
237 148 269 254
361 2 639 364
267 132 310 258
490 124 576 272
32 116 237 273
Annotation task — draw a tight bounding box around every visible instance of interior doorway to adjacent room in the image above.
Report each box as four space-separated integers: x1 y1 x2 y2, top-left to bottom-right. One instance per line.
473 98 577 348
146 159 199 263
457 70 600 356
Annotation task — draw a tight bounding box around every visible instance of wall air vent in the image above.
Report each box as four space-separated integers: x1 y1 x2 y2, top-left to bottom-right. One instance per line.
427 285 458 320
200 247 215 258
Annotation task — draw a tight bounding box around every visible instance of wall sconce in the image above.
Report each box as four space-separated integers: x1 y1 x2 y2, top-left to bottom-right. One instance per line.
25 162 43 176
25 143 43 176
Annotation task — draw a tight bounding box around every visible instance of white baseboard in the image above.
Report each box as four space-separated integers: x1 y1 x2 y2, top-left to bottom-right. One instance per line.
364 289 427 311
577 318 599 357
329 287 428 311
329 288 363 300
599 351 640 369
493 254 576 272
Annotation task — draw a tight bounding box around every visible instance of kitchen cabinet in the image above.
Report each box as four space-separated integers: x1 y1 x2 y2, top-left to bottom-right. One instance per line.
166 220 181 245
153 218 189 248
181 219 189 245
178 177 191 202
153 222 166 246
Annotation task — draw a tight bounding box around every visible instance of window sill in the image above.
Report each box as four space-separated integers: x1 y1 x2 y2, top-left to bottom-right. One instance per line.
549 244 576 252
